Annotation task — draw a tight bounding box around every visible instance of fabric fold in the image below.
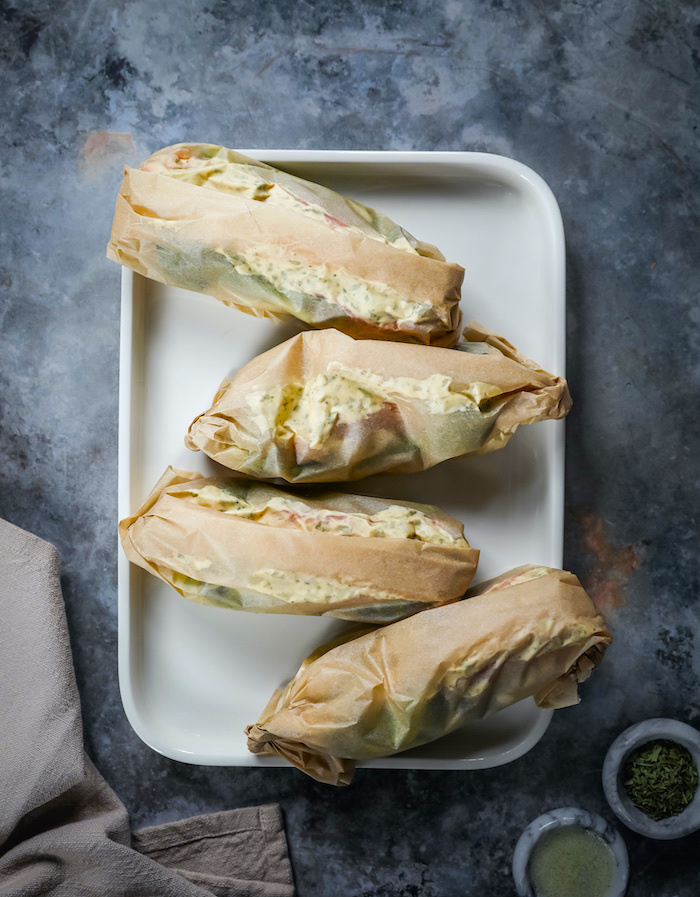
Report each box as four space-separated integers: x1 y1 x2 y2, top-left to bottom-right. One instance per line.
132 805 294 897
0 518 295 897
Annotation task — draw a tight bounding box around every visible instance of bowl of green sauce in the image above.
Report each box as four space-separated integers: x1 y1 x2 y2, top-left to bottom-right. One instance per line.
512 807 629 897
603 718 700 839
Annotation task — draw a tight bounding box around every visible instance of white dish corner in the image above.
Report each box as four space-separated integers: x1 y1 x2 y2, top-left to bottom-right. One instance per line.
118 150 565 770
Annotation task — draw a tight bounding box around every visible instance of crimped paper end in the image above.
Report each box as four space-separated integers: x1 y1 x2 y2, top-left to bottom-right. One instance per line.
245 724 355 786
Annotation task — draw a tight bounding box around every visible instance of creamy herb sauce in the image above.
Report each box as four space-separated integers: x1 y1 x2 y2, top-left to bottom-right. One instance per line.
246 365 502 447
339 367 503 412
249 568 405 606
184 485 464 545
529 827 616 897
480 566 551 595
174 553 212 572
142 150 418 254
167 570 251 611
167 568 413 617
144 149 451 324
224 248 442 326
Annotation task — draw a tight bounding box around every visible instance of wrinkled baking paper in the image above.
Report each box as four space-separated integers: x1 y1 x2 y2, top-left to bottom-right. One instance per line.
186 322 571 484
119 467 479 623
106 143 464 346
246 565 611 784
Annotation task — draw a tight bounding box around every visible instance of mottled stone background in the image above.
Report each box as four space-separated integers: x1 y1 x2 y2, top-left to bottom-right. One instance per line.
1 1 698 894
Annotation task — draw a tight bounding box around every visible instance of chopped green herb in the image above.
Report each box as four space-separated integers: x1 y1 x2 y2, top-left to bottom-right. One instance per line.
623 739 698 821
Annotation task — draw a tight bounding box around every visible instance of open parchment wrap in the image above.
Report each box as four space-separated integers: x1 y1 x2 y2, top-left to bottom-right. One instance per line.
246 566 611 785
119 467 479 622
106 143 464 346
186 323 571 484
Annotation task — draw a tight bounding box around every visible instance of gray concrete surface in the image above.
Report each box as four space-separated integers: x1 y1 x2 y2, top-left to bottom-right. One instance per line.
1 1 698 894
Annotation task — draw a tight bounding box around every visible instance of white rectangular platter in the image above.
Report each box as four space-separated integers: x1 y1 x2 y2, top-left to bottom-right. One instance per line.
118 151 565 769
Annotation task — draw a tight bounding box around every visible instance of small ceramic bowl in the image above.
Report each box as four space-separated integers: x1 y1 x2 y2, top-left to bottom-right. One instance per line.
512 806 629 897
602 718 700 839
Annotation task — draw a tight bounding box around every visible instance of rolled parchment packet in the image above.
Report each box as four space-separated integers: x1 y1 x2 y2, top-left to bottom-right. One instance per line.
186 322 571 484
106 143 464 346
246 566 611 785
119 467 479 622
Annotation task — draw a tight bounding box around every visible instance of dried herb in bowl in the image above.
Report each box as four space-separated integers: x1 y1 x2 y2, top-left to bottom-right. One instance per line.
623 739 699 821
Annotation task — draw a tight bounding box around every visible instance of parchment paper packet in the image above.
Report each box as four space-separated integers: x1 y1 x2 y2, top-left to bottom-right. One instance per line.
246 566 611 784
106 143 464 346
119 467 479 622
186 322 571 484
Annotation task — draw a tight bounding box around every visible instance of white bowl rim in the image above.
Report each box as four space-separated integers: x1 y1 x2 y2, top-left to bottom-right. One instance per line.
512 806 629 897
602 718 700 840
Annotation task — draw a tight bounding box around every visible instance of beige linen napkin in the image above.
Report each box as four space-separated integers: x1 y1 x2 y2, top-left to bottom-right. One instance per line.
0 518 295 897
